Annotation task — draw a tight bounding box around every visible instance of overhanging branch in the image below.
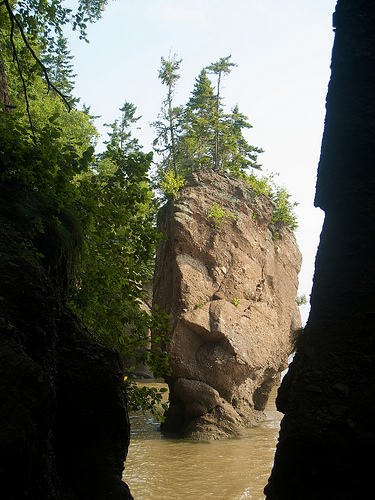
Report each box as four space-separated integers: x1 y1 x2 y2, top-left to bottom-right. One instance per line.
2 0 72 141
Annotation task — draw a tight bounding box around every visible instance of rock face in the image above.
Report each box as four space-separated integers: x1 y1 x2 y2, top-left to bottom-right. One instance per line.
0 213 133 499
265 2 375 498
153 170 302 439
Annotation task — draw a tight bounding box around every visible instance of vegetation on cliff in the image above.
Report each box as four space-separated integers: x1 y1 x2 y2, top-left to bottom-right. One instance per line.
152 53 298 230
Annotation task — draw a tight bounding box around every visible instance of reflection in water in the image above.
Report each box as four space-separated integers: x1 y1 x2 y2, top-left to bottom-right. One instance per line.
123 383 282 500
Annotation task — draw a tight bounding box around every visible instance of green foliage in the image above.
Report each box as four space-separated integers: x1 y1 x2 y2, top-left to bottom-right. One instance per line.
157 167 186 200
232 298 241 307
151 55 298 231
153 58 263 192
3 1 109 43
1 102 172 418
206 55 237 170
242 172 299 231
67 134 172 418
102 101 142 155
1 0 110 134
41 34 78 102
206 55 237 85
125 381 169 421
152 53 184 175
0 108 93 212
295 294 307 306
208 203 237 230
194 301 206 309
1 11 172 418
271 186 299 230
222 105 263 174
68 151 162 343
182 68 217 170
242 171 274 197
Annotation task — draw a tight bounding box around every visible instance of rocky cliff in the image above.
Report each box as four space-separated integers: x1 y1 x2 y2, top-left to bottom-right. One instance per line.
153 170 302 439
0 210 133 499
265 2 375 498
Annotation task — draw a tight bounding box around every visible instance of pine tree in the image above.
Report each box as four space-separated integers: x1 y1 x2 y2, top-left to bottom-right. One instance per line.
183 68 217 169
42 35 77 102
221 104 263 174
206 56 237 169
153 56 264 200
102 101 142 156
152 53 183 174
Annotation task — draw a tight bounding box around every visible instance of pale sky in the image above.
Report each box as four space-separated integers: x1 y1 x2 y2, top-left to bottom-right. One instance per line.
66 0 338 324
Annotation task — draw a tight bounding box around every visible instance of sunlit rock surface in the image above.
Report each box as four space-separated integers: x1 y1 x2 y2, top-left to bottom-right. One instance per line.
154 170 302 439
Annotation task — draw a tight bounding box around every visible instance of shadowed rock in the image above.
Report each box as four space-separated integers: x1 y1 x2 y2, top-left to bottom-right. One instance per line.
0 213 133 499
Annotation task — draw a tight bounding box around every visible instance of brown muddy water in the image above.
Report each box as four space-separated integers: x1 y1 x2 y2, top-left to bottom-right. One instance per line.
123 381 282 500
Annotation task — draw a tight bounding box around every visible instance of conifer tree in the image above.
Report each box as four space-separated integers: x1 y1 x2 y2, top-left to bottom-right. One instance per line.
183 68 217 169
102 101 142 156
153 56 264 200
42 35 77 103
221 104 263 174
152 53 183 174
206 55 237 169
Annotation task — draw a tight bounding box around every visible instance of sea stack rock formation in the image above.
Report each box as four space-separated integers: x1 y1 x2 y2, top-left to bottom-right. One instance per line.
153 170 302 439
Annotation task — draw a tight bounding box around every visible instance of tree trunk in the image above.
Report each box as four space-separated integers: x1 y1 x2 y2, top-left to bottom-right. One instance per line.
0 56 12 113
264 1 375 498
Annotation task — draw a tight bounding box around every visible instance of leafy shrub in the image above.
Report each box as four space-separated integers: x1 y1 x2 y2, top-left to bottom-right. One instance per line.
208 203 237 229
242 171 298 230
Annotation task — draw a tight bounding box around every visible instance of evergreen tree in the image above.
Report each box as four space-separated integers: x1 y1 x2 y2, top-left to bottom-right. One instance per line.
102 101 142 156
206 55 237 169
42 35 77 103
221 104 263 174
152 53 183 173
153 58 265 200
183 68 217 169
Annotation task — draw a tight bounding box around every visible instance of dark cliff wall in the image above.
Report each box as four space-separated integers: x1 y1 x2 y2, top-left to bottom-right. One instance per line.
265 1 375 499
0 213 133 499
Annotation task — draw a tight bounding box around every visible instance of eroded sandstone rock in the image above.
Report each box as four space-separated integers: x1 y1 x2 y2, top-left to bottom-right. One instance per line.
154 170 302 439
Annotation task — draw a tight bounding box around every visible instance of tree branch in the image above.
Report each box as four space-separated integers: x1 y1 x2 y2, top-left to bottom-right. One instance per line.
5 1 36 142
2 0 73 143
4 1 72 111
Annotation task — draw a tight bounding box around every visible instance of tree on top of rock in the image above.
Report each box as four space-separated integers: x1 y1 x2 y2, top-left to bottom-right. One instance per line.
152 56 264 199
183 68 217 170
206 55 237 170
152 52 184 174
221 104 263 175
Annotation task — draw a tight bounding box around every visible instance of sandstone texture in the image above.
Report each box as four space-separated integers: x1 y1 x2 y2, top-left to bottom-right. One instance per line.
154 170 302 439
0 211 133 499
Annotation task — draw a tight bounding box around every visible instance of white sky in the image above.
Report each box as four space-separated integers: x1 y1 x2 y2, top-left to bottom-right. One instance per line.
66 0 338 324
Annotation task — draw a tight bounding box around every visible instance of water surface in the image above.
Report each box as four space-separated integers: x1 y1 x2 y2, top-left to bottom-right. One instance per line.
123 383 282 500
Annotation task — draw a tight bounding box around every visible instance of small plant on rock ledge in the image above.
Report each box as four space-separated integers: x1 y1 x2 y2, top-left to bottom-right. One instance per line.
232 297 241 307
194 300 206 309
208 203 237 230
